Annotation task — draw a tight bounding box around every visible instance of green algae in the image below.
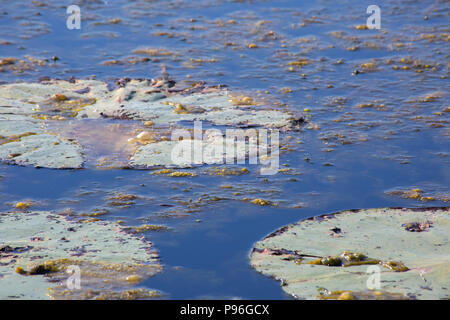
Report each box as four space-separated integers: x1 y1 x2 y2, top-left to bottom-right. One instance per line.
130 133 265 169
318 289 409 300
0 79 296 127
124 224 170 233
308 251 408 271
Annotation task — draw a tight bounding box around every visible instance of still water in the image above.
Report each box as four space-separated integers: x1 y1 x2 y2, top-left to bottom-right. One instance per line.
0 0 448 299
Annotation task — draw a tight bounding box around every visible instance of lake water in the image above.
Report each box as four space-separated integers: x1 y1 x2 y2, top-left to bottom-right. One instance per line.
0 0 448 299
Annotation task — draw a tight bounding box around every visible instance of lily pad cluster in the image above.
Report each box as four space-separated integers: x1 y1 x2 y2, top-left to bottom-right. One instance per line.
250 207 450 300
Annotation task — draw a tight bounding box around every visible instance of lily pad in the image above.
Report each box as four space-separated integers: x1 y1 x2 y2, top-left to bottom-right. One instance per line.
0 211 161 299
0 79 296 126
250 207 450 300
130 133 264 168
0 79 300 169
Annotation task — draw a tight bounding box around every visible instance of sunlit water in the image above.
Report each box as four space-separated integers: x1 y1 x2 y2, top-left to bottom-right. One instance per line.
0 0 448 299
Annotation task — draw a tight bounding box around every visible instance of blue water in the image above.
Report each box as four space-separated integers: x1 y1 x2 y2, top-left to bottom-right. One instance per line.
0 0 449 299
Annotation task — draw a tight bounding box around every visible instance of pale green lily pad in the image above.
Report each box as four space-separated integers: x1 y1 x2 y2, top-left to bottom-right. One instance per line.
130 133 264 168
0 79 299 169
0 120 84 169
0 79 295 127
250 207 450 300
0 211 161 299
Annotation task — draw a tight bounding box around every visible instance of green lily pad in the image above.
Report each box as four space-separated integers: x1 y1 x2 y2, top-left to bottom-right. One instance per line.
0 211 161 299
250 207 450 300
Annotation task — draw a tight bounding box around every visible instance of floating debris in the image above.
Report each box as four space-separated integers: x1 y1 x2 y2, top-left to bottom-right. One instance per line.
124 224 170 233
386 188 448 203
0 121 84 169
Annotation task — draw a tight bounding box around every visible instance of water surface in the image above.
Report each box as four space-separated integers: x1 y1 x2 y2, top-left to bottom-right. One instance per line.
0 0 448 299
